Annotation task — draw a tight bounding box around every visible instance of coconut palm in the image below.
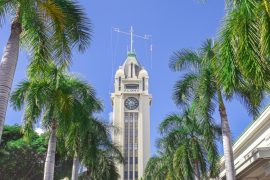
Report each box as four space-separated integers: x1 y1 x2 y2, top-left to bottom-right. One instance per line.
170 39 264 179
157 108 220 180
0 0 91 142
10 63 99 180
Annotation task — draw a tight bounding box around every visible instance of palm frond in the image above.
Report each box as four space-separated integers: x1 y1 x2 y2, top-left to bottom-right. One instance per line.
169 49 201 72
159 113 182 134
21 6 52 67
10 80 31 110
0 0 14 27
173 144 193 180
53 0 92 52
173 73 199 107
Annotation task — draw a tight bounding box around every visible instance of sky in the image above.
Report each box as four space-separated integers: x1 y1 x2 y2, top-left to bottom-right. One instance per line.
0 0 263 155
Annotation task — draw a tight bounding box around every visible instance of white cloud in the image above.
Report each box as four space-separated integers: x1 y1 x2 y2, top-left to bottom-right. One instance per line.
35 128 44 135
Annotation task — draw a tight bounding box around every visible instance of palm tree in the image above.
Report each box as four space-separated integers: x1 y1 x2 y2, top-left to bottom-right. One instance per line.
144 153 174 180
66 117 109 180
10 63 99 180
170 39 264 179
157 109 220 180
79 120 123 180
0 0 91 142
59 86 103 180
87 147 122 180
218 0 270 94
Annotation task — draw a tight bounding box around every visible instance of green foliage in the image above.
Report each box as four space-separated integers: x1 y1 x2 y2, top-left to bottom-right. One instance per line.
1 124 22 145
0 0 91 66
153 109 220 180
10 63 121 179
10 62 102 138
170 39 263 119
218 0 270 93
144 154 175 180
163 34 267 179
0 125 72 180
78 118 123 180
10 63 105 179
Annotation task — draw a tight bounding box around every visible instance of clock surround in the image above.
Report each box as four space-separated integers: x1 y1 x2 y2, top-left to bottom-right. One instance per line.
124 97 139 110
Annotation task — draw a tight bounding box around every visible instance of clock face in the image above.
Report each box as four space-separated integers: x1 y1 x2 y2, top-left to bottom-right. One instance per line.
125 97 139 110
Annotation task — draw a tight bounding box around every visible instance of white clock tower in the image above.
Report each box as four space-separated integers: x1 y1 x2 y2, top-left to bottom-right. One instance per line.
111 52 151 180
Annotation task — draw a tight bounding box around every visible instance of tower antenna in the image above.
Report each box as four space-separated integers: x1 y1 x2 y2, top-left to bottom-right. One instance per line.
114 26 151 53
130 26 133 52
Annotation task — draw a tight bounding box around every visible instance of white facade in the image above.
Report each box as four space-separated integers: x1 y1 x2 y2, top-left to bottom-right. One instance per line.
111 53 151 180
218 105 270 179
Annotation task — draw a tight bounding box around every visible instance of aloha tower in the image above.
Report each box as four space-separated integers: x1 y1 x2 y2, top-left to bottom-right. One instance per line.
111 50 151 180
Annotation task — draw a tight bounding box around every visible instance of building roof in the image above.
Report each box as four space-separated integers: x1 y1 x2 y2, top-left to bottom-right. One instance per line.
122 52 141 67
117 52 148 78
218 104 270 179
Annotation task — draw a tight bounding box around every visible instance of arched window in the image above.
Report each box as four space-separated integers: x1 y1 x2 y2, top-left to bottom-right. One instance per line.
131 63 133 78
142 77 145 91
118 76 121 91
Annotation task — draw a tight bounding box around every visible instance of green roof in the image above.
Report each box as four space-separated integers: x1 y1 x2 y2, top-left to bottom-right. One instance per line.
127 52 136 57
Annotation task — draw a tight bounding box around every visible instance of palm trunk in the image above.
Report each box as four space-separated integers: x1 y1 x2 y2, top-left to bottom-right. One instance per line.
0 16 22 143
217 90 236 180
86 167 91 180
194 160 200 180
43 122 57 180
71 151 80 180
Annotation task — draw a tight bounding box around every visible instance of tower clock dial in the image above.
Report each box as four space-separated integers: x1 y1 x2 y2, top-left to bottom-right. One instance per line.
125 97 139 110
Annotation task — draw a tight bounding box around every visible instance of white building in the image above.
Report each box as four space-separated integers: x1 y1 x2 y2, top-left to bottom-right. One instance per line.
111 52 152 180
218 105 270 179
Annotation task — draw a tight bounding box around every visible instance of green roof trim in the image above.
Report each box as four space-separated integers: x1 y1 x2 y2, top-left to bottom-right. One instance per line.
127 52 136 57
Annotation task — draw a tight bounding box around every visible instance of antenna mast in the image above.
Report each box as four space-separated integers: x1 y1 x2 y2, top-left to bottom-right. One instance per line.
130 26 133 52
114 26 150 53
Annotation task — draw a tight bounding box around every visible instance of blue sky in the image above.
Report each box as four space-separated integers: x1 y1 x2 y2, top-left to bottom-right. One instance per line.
0 0 263 155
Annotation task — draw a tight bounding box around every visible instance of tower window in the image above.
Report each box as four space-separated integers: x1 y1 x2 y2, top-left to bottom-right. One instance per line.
131 63 133 78
130 157 133 164
125 84 139 90
142 77 145 91
118 77 121 91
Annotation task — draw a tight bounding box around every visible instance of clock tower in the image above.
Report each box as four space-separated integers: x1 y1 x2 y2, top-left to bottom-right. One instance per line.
111 52 151 180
